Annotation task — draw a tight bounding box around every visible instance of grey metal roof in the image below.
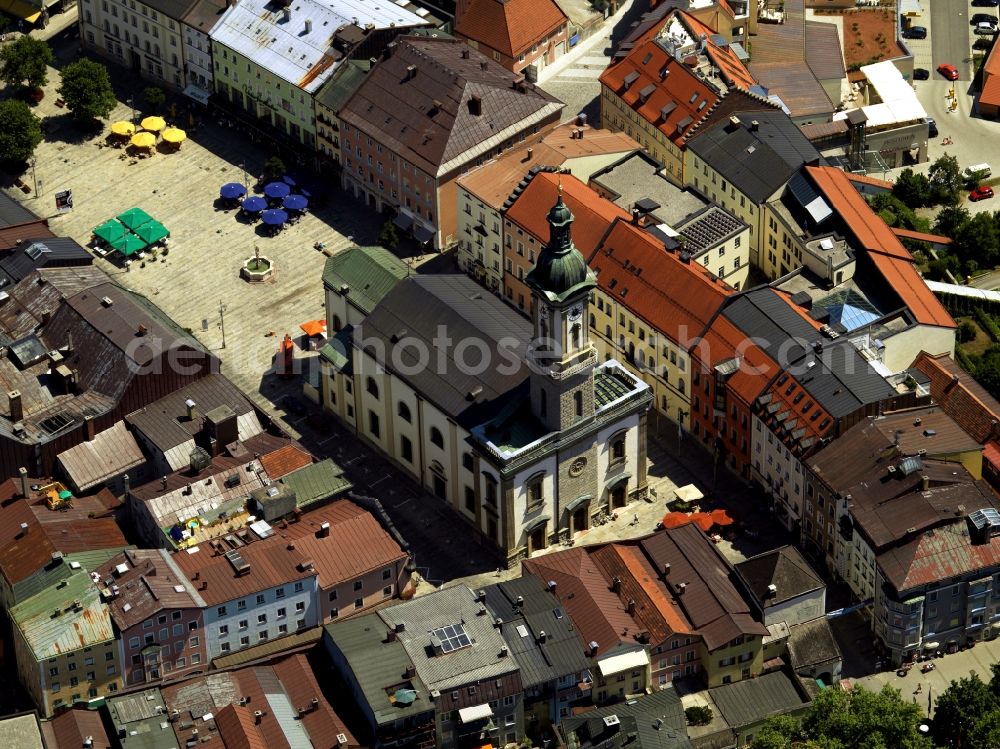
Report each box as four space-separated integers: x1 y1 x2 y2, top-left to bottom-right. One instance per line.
354 275 531 428
482 577 589 689
378 585 519 692
588 151 708 227
0 192 39 228
278 458 352 508
324 613 433 726
734 546 824 608
787 617 841 670
725 289 896 417
314 59 371 114
0 237 92 285
687 111 820 203
561 688 692 749
708 670 809 729
106 689 179 749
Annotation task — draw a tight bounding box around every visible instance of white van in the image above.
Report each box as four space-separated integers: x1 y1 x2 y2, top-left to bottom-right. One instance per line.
976 22 997 35
966 163 992 179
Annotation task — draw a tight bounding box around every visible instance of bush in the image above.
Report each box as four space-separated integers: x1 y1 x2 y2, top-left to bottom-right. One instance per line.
959 320 978 343
685 706 713 726
975 308 1000 343
379 220 400 251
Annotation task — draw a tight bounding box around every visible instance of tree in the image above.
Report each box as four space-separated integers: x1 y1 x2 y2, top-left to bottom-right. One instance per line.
959 320 978 343
379 219 400 250
262 155 285 182
933 204 970 238
751 715 820 749
58 59 117 123
0 99 43 165
142 86 165 112
0 35 53 91
954 212 1000 272
892 168 931 207
684 706 713 726
932 673 997 748
928 153 964 205
868 193 924 231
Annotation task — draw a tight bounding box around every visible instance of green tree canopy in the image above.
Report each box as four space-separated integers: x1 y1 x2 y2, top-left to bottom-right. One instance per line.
752 685 930 749
0 99 43 165
928 153 964 205
0 35 53 91
868 193 928 232
931 673 996 748
379 219 400 250
262 155 285 181
892 168 932 207
58 59 117 123
954 212 1000 271
933 204 970 238
142 86 165 112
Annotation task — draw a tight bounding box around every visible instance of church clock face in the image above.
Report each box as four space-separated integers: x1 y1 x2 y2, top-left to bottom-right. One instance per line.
568 304 583 321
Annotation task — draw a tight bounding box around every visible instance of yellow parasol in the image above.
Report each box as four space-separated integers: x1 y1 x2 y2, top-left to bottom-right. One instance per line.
140 115 166 132
130 131 157 149
161 127 187 144
111 121 135 136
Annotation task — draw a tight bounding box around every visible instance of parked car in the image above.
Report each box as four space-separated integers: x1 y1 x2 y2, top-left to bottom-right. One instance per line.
973 0 1000 7
972 13 998 24
975 22 998 34
938 63 960 80
926 117 938 137
913 68 930 80
903 26 927 39
970 186 995 201
974 36 994 49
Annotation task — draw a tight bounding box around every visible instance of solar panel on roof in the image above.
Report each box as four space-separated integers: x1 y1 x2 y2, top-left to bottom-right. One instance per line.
431 623 471 653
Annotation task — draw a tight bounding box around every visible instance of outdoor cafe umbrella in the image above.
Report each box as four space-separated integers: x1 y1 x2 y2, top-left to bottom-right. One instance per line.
241 196 266 214
118 233 148 257
282 174 297 187
262 208 289 226
140 115 166 132
264 181 291 200
709 508 734 527
133 219 169 245
220 183 246 200
93 219 128 245
299 319 326 337
282 194 308 212
161 127 186 144
117 207 156 231
111 121 135 136
130 132 157 149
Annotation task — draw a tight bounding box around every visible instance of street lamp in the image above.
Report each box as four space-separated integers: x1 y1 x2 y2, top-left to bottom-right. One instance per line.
239 161 248 190
30 156 37 198
127 96 136 124
218 300 228 350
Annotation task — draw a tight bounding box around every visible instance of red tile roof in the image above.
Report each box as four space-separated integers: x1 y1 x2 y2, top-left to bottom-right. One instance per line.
757 371 833 456
890 227 953 245
506 171 628 254
214 704 270 749
600 39 719 147
41 708 111 749
912 351 1000 444
678 12 756 90
0 516 127 586
806 166 955 329
693 315 778 407
455 0 567 58
259 444 314 479
0 219 53 251
587 218 733 341
878 521 1000 593
273 654 358 748
844 171 893 190
981 41 1000 108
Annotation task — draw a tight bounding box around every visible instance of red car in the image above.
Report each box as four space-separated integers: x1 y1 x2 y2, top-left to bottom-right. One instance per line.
938 63 960 80
970 186 995 201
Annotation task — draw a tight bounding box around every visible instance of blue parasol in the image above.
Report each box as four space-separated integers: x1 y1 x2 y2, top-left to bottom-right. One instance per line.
220 183 247 200
264 181 290 200
242 196 267 213
262 208 289 226
282 194 308 211
282 175 297 187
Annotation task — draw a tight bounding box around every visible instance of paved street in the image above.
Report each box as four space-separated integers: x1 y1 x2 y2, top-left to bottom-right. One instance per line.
930 0 973 81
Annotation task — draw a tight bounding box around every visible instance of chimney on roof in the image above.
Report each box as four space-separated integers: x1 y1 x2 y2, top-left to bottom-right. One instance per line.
468 94 482 116
84 415 96 442
254 710 264 725
19 522 28 535
611 576 621 592
945 374 961 394
318 521 330 538
750 120 760 131
589 640 599 657
546 580 557 593
676 582 687 595
185 398 197 422
663 562 670 576
632 208 641 225
626 599 636 614
537 630 547 643
406 64 417 80
921 475 930 491
18 467 28 499
304 18 312 33
386 629 397 642
281 6 291 22
8 390 22 423
461 48 470 59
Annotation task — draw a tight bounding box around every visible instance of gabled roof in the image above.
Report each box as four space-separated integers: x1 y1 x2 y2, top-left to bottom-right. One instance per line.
805 166 955 329
354 275 531 428
560 689 693 749
95 549 205 630
455 0 567 58
55 420 145 492
0 237 92 287
709 670 809 729
10 571 114 659
341 36 563 177
258 443 312 479
600 40 719 148
735 546 823 608
878 519 1000 593
692 314 778 407
911 351 1000 443
322 246 410 315
277 458 352 509
980 36 1000 107
507 171 628 254
587 217 732 343
687 111 820 203
677 11 756 90
0 192 39 228
41 708 110 749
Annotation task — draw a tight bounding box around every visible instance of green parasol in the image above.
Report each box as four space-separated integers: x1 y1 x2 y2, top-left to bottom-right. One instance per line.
117 207 156 231
132 220 169 245
93 219 128 245
119 234 148 257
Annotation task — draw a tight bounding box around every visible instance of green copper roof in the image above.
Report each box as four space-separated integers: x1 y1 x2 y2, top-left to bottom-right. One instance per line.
322 246 409 315
525 193 595 304
279 458 353 509
594 369 637 408
10 572 114 660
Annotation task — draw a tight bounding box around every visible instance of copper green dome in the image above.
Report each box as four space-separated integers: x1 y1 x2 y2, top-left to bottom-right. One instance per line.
525 186 596 303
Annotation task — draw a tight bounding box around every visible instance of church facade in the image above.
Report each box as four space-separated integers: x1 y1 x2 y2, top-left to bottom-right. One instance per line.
318 191 652 563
